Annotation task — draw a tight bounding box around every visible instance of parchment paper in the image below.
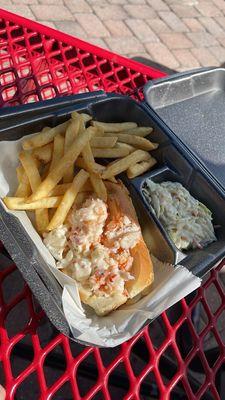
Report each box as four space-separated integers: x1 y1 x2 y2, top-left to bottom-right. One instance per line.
0 135 201 347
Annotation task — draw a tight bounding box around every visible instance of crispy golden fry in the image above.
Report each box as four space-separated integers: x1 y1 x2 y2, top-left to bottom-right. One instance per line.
15 182 28 198
49 183 71 196
47 169 89 231
42 126 51 132
27 126 96 202
65 119 80 149
19 151 49 232
110 134 158 151
49 134 65 172
81 142 99 172
102 150 150 179
3 196 62 210
81 113 92 123
22 120 70 150
75 157 105 173
33 143 53 164
119 127 153 137
107 176 117 183
15 166 31 197
49 180 93 196
36 209 49 233
90 173 107 202
34 133 50 231
72 112 92 124
93 126 105 137
64 118 81 183
90 137 117 148
16 165 24 182
91 121 137 132
116 142 135 153
71 111 79 120
74 191 92 208
92 146 130 158
19 152 41 192
126 158 157 179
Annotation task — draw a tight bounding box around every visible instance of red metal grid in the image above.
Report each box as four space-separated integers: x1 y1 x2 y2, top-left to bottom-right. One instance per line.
0 9 165 107
0 8 225 400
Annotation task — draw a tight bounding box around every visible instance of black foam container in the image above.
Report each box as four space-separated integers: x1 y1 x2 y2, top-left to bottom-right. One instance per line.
0 85 225 342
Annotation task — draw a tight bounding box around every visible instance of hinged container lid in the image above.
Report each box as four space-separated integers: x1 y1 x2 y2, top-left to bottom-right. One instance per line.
143 67 225 193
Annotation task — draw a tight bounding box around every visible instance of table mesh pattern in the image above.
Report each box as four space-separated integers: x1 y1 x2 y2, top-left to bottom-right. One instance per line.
0 12 164 106
1 243 225 400
0 9 224 400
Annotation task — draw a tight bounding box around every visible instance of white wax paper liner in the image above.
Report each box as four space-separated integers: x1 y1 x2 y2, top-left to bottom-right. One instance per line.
0 135 201 347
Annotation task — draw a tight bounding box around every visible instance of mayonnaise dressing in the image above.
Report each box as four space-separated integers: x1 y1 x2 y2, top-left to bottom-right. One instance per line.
44 197 141 297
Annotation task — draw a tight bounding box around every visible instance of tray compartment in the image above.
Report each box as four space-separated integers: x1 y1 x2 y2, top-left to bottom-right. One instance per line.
131 147 225 276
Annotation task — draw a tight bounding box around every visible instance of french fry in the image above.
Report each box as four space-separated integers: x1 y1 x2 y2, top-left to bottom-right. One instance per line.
81 142 98 172
19 151 49 232
91 121 137 132
36 209 49 233
49 134 65 171
32 126 52 165
22 120 70 150
116 142 135 153
119 127 153 137
27 126 96 202
42 126 51 132
126 158 157 179
49 180 93 196
16 165 24 182
72 112 92 124
71 111 79 120
108 176 117 183
19 152 41 192
47 169 89 231
75 157 105 172
81 113 92 123
49 183 71 196
74 191 92 208
33 143 53 164
3 196 62 210
93 126 105 137
65 119 80 151
107 133 158 151
92 146 130 158
15 166 31 197
102 150 150 179
77 112 91 136
90 173 107 202
64 118 80 183
90 137 117 148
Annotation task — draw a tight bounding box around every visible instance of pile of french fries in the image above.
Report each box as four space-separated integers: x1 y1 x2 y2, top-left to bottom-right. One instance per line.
3 112 158 234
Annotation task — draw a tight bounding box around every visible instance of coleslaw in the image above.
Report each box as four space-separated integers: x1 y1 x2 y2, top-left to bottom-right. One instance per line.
142 180 216 250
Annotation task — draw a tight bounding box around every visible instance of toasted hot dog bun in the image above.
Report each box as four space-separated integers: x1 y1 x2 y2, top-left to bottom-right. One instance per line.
78 181 154 316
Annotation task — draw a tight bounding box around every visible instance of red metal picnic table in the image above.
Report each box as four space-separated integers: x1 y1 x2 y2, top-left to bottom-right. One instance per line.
0 9 225 400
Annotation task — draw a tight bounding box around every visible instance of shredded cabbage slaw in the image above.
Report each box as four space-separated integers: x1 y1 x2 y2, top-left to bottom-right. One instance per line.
142 180 216 250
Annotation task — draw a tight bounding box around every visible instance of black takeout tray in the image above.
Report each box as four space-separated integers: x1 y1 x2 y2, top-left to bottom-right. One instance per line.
0 81 225 341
